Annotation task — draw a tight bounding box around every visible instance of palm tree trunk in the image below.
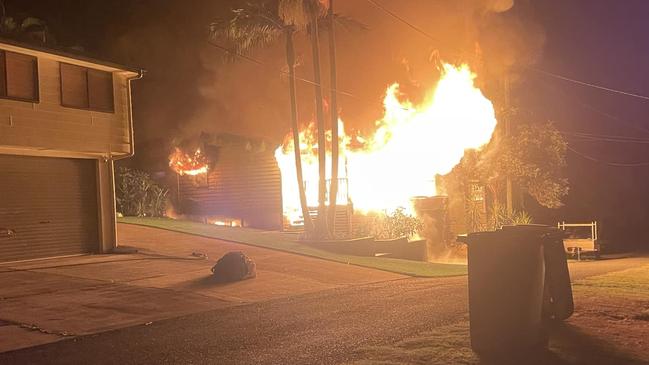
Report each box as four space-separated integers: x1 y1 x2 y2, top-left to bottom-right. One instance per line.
308 11 329 239
326 0 339 237
285 27 314 234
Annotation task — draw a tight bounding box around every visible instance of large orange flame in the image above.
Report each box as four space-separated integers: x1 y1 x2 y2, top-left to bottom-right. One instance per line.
275 63 497 222
169 147 209 176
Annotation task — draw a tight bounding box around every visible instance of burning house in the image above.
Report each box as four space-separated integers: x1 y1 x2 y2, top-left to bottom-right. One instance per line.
169 62 497 248
169 134 282 230
274 63 497 241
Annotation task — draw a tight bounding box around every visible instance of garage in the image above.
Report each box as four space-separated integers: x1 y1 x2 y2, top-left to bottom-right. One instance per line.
0 154 99 262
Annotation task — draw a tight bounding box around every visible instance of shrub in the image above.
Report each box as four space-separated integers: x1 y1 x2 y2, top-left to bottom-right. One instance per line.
355 208 423 240
116 167 169 217
486 203 533 231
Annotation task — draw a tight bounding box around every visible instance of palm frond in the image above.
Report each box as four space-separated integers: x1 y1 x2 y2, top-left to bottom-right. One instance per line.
210 3 283 60
278 0 328 28
310 0 330 17
333 14 368 32
278 0 309 28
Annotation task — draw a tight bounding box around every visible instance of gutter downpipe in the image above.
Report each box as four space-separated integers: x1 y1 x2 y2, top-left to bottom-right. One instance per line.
108 69 144 251
115 68 145 161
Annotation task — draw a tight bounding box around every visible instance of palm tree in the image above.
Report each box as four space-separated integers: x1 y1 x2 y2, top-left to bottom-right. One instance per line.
285 24 315 235
281 1 365 238
210 1 317 234
289 0 330 239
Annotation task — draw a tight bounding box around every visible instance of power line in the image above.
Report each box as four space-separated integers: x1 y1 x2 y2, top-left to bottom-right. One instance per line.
562 131 649 144
508 109 649 164
520 107 649 146
206 39 412 112
212 36 649 167
363 0 649 103
364 0 442 44
212 33 649 154
530 67 649 102
575 97 649 135
508 105 649 144
567 145 649 167
207 40 358 99
534 75 649 135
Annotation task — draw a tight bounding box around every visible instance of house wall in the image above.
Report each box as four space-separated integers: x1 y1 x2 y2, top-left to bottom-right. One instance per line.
97 159 117 253
178 146 283 230
0 43 136 157
0 42 139 254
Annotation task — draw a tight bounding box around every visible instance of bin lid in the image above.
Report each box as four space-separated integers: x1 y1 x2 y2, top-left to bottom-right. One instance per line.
502 224 564 239
456 230 497 244
501 224 552 232
458 224 562 244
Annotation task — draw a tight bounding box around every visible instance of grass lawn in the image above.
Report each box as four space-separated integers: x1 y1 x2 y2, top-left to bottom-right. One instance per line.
118 217 467 278
573 264 649 300
346 262 649 364
350 320 478 365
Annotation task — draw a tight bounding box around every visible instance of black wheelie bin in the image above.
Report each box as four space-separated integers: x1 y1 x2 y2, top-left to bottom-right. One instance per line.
458 224 573 355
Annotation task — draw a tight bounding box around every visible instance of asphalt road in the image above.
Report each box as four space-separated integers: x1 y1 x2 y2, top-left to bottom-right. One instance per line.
0 255 643 365
0 276 468 365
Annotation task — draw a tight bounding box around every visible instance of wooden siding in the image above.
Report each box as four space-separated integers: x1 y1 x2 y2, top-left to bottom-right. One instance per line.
178 147 282 230
0 44 133 157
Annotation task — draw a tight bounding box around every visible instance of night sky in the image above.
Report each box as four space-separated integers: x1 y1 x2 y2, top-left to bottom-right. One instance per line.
8 0 649 249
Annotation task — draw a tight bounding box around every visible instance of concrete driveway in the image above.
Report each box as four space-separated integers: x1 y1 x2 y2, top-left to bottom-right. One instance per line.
0 224 403 353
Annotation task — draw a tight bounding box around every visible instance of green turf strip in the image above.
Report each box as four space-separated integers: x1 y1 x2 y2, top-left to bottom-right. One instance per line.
118 217 467 278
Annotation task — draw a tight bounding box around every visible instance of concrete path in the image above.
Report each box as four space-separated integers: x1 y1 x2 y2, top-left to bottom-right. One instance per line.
0 224 403 353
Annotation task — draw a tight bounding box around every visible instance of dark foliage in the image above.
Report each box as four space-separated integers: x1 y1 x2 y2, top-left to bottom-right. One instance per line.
115 167 169 217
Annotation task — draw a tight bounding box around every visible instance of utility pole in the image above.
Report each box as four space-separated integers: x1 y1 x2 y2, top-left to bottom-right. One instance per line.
504 77 513 215
327 0 340 236
308 8 329 238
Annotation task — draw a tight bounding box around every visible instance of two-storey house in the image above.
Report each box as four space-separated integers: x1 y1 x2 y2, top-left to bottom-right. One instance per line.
0 39 142 262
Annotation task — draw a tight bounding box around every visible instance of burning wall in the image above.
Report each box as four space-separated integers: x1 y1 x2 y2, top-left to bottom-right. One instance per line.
170 135 282 230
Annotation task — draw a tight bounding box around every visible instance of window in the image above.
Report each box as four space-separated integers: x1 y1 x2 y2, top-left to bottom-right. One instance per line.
60 63 114 112
0 50 39 102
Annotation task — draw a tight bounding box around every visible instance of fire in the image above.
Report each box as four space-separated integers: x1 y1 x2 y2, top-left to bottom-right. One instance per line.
208 217 242 227
275 63 497 221
169 147 209 176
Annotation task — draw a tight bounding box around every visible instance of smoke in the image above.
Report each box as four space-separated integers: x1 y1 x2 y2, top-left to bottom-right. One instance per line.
483 0 515 13
476 1 546 82
103 0 545 168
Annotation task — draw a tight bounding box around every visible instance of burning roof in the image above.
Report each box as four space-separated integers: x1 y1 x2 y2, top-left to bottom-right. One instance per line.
169 147 209 176
169 133 276 176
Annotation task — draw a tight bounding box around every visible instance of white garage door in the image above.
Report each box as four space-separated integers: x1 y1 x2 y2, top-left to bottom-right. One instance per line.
0 154 99 262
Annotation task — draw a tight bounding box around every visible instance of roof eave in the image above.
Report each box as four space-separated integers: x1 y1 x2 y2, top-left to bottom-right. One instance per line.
0 37 143 74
